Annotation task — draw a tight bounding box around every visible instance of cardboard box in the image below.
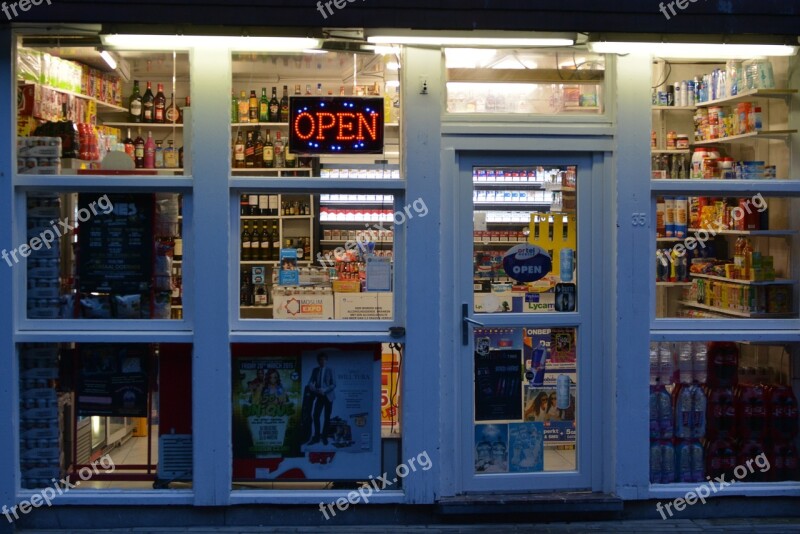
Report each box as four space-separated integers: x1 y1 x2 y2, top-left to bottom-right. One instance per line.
333 279 361 293
272 291 334 320
335 292 393 320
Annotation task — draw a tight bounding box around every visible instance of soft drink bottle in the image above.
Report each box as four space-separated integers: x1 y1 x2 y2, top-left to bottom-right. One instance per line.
677 342 693 384
737 440 767 482
767 385 799 442
676 440 693 482
650 387 661 439
659 342 675 386
737 384 767 440
690 440 705 482
691 385 707 439
661 441 676 484
650 343 660 386
650 441 662 483
556 374 571 410
531 340 547 387
706 437 736 479
692 342 708 384
675 385 694 439
658 387 674 439
706 387 736 439
707 342 739 388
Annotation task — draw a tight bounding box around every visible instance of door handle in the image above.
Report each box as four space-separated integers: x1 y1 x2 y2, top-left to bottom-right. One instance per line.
462 303 484 346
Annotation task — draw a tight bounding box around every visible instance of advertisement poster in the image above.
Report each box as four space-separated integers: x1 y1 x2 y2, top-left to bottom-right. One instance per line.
381 347 401 437
233 357 303 458
474 423 509 473
509 422 544 472
77 344 149 417
300 349 374 453
474 328 523 422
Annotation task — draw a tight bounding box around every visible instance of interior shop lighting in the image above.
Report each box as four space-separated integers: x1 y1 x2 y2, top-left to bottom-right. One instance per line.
98 49 117 70
101 34 320 52
367 30 575 47
588 36 797 59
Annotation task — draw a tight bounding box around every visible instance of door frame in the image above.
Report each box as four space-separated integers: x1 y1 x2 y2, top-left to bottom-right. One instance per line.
441 143 612 496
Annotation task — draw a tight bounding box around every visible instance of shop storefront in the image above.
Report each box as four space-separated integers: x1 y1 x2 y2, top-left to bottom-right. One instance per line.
1 18 799 529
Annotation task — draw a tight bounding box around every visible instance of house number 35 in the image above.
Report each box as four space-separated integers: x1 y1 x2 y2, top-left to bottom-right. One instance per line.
631 213 647 226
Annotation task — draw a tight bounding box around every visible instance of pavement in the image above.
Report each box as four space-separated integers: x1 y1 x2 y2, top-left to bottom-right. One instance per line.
13 518 800 533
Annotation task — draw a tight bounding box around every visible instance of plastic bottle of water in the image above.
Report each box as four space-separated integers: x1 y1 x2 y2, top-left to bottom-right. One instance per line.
661 441 676 484
650 441 662 483
693 342 708 384
690 440 705 482
691 385 707 439
675 385 694 439
650 387 661 439
676 440 693 482
658 387 674 439
650 343 660 386
677 341 693 384
659 342 675 386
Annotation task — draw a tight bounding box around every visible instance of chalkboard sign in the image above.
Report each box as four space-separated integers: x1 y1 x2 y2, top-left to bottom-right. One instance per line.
77 344 149 417
78 193 153 294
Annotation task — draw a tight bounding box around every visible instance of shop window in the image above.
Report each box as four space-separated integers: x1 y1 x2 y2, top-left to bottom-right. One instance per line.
238 190 405 321
16 35 189 177
473 165 577 314
445 49 605 115
649 341 798 484
18 343 192 491
24 192 185 320
474 327 577 473
232 343 403 490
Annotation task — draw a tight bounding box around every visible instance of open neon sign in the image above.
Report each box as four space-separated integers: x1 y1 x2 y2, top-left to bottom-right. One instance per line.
289 97 384 154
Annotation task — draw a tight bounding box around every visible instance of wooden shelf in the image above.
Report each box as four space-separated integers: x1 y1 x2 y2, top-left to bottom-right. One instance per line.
695 88 797 108
693 130 796 145
20 82 128 113
687 228 797 236
678 300 795 319
690 273 796 286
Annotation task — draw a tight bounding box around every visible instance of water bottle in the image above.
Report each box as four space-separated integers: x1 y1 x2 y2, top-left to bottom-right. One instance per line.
691 385 707 439
690 441 705 482
675 385 694 439
650 343 660 386
650 387 661 439
661 441 676 484
659 342 674 386
658 387 674 439
677 440 693 482
692 342 708 384
650 441 663 483
677 342 693 384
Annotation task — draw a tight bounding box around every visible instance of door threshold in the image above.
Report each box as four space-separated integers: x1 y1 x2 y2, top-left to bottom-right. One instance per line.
437 491 623 515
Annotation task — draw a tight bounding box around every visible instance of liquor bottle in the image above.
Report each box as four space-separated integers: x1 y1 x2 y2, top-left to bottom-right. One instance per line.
250 222 261 260
280 85 289 122
241 222 252 261
264 223 273 261
134 129 145 168
144 131 156 169
155 140 164 168
178 145 183 168
255 285 267 306
238 91 249 124
262 130 274 168
269 194 279 216
240 269 253 306
259 223 270 261
248 194 259 216
123 128 135 161
249 90 258 123
231 91 238 123
253 129 264 168
273 131 285 168
154 83 167 123
258 194 269 216
142 81 155 123
285 143 296 168
305 84 312 96
233 131 246 168
244 131 255 168
270 222 280 261
240 195 249 216
165 92 181 124
164 140 179 168
316 83 323 96
269 87 280 122
259 87 269 123
129 80 143 123
294 84 301 97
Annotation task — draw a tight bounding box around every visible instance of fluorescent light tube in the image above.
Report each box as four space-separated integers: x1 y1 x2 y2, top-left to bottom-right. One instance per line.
588 41 797 59
369 35 573 47
102 34 320 52
99 49 117 70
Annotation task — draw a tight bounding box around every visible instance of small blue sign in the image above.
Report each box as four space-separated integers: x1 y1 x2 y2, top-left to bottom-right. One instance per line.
502 244 552 283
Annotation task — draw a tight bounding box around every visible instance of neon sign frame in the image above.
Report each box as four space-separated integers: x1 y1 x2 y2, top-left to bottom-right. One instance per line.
289 96 385 155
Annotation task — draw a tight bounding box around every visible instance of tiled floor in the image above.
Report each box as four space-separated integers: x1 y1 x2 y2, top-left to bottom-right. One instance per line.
77 426 158 490
543 446 576 471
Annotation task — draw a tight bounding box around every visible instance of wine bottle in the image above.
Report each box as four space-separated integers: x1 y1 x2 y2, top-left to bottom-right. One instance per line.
259 88 269 123
133 129 145 168
154 83 167 123
241 222 252 261
129 80 143 123
280 85 289 122
269 87 280 123
142 81 155 123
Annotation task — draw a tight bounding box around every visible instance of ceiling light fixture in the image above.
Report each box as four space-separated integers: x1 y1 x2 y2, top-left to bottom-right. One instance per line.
101 34 320 52
98 49 117 70
367 30 575 48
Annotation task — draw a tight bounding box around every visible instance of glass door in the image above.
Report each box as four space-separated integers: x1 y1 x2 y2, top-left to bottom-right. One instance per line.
458 152 599 492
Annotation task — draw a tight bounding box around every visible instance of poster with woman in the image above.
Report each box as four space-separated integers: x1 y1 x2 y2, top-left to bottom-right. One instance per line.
233 357 302 458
